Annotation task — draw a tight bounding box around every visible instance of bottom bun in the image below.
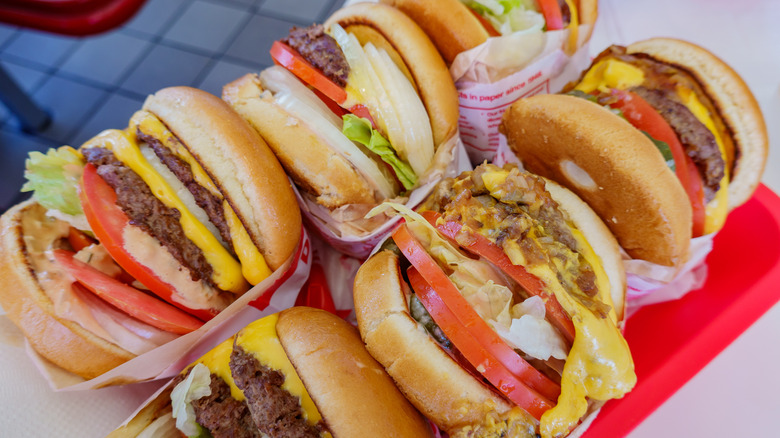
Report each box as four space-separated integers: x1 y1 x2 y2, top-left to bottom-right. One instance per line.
278 306 432 437
0 201 134 379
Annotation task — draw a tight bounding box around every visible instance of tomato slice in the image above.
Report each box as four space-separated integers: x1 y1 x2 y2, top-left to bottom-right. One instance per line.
270 41 347 105
68 227 96 251
468 9 501 37
79 164 217 321
53 249 203 334
407 267 555 419
421 211 576 343
392 224 561 402
537 0 564 30
609 90 706 236
684 155 707 237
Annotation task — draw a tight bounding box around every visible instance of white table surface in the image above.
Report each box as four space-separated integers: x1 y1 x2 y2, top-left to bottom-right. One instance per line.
2 0 779 436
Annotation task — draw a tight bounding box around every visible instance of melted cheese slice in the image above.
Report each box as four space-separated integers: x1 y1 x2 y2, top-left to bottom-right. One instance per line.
564 0 579 54
236 314 328 434
197 336 245 401
98 128 248 293
130 111 271 286
574 58 645 93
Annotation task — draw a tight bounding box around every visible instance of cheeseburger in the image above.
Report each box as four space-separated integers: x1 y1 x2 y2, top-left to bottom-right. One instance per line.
0 87 301 379
502 38 768 267
109 307 433 438
355 163 635 438
223 2 458 212
381 0 598 64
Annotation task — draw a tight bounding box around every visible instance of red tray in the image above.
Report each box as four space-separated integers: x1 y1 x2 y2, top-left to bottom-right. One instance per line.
582 183 780 437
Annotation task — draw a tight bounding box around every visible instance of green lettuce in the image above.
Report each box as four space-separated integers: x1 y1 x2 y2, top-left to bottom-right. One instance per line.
170 363 213 438
342 114 417 191
21 146 85 216
642 131 676 173
462 0 544 34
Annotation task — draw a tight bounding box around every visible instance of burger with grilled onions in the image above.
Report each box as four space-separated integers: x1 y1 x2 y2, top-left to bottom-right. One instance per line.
354 163 635 438
380 0 598 64
501 38 768 267
0 86 301 379
109 307 433 438
223 2 459 213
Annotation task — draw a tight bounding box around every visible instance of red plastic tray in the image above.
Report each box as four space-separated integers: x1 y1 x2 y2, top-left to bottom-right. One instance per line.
582 183 780 437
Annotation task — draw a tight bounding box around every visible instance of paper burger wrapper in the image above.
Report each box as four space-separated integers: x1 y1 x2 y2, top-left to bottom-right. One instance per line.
16 227 313 391
451 24 594 165
299 135 472 260
492 140 715 315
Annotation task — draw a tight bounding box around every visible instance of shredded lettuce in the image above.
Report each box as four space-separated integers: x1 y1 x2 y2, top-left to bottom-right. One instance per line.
22 146 85 216
342 114 417 190
462 0 545 35
171 363 213 438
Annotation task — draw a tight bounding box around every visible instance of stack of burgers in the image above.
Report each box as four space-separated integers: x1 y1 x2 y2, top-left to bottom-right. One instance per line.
0 2 768 438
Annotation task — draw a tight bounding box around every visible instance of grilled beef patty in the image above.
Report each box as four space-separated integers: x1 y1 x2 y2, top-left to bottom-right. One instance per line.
282 24 350 88
230 345 327 438
82 146 216 287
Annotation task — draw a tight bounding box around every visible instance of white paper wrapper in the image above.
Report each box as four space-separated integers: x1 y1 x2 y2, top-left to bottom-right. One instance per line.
451 26 593 165
299 135 472 259
491 141 715 314
22 227 313 391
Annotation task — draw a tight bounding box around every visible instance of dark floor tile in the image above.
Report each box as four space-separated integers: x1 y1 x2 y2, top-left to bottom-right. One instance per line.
59 32 151 87
197 59 256 96
0 23 18 49
124 0 190 36
1 29 80 69
70 93 146 147
120 44 212 97
164 0 251 54
225 14 296 68
0 128 53 213
19 76 108 145
260 0 334 24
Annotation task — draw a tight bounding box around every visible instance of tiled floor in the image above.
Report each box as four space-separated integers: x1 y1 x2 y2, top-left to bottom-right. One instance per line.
0 0 345 212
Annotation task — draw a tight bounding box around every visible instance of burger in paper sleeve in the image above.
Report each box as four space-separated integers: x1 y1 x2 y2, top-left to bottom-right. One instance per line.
354 163 635 437
109 307 433 438
0 86 303 381
222 2 465 259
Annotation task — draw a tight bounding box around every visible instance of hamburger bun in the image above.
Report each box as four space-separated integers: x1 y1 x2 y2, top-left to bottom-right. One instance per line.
501 93 693 268
380 0 599 64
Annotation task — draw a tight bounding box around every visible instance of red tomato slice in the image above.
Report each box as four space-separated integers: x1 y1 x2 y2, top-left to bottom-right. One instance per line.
270 41 347 105
79 164 217 321
685 155 707 237
53 249 203 334
609 90 706 236
407 267 555 419
392 224 561 403
538 0 564 30
68 227 96 251
421 211 576 343
468 9 501 37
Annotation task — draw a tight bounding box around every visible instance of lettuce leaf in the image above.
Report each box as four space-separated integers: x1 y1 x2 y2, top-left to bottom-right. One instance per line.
462 0 544 35
342 114 417 191
22 146 85 216
170 363 213 438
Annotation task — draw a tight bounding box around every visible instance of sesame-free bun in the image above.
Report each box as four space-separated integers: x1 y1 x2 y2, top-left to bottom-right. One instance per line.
325 2 459 148
143 86 301 270
222 74 376 208
0 201 135 379
381 0 598 64
276 306 433 437
626 38 768 210
501 93 693 268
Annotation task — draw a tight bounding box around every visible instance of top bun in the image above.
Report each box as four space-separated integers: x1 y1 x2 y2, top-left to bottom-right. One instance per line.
501 93 693 268
325 2 459 148
626 38 768 210
143 86 301 270
381 0 598 64
276 306 433 437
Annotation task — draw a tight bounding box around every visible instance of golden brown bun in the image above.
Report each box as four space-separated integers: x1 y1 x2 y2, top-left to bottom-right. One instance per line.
143 86 301 270
353 250 514 432
0 201 135 379
626 38 768 210
501 93 693 268
222 74 376 208
382 0 598 64
277 306 432 437
325 2 459 148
